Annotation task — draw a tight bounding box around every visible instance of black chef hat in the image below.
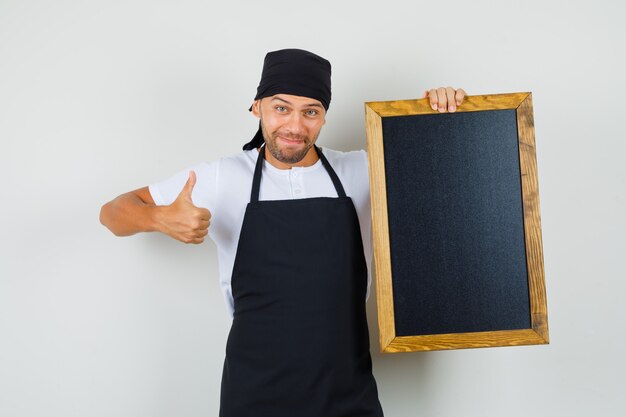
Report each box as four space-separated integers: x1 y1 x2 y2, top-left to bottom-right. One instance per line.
242 48 332 151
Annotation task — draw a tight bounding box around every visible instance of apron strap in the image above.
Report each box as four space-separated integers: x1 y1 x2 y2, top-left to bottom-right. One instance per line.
250 145 266 203
316 145 347 198
251 144 347 203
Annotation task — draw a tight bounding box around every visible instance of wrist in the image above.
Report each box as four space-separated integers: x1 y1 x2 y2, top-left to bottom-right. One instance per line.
146 204 167 233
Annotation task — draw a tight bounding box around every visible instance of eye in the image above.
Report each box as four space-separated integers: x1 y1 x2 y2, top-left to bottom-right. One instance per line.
305 109 319 116
275 106 287 112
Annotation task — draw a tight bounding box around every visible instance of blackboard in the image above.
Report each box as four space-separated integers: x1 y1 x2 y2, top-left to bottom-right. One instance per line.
365 92 549 353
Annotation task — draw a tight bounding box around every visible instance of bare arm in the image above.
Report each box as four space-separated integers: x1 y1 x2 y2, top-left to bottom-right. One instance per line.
99 171 211 244
99 186 161 236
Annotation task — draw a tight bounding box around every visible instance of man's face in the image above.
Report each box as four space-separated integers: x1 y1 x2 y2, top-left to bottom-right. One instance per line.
251 94 326 164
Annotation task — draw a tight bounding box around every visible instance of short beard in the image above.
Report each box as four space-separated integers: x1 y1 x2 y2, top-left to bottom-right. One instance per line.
260 120 319 164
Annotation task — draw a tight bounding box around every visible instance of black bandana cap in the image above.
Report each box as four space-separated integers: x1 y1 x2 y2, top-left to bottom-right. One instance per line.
242 48 332 151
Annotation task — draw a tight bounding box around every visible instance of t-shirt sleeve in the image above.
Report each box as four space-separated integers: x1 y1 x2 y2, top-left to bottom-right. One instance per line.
359 150 374 302
148 160 219 215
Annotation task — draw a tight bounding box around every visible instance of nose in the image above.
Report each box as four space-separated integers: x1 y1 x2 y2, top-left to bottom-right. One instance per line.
283 111 306 135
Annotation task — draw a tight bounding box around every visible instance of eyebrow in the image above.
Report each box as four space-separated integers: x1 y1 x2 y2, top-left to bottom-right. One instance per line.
271 97 323 108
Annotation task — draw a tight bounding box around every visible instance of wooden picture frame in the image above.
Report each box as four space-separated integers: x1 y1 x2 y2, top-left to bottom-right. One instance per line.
365 92 549 353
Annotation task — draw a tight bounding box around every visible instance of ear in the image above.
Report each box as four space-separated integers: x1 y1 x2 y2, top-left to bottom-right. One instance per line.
250 99 261 118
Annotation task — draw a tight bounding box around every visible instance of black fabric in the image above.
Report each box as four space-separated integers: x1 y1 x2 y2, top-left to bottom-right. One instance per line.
243 48 332 151
381 109 531 336
244 121 265 152
219 145 384 417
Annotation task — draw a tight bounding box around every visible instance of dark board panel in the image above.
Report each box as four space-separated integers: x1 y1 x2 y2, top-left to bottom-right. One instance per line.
381 109 531 336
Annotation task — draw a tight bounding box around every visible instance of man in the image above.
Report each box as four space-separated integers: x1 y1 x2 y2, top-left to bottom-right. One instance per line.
100 48 466 417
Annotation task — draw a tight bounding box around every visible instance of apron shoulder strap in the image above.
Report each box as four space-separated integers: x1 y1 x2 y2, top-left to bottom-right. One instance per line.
251 144 347 203
315 145 347 198
250 145 266 203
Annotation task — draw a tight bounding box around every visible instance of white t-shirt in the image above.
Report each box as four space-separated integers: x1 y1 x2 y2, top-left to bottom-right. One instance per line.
148 146 373 319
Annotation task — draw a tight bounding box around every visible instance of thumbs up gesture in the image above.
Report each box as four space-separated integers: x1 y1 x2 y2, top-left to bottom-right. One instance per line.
161 170 212 244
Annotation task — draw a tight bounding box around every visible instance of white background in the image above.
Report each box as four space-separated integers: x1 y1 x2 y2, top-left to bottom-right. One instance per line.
1 0 624 416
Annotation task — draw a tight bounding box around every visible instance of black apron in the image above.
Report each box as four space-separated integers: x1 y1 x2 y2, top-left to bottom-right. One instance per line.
219 144 384 417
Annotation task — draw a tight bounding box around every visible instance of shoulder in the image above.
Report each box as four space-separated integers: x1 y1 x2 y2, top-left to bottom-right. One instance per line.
319 146 367 168
319 145 369 198
319 146 368 178
207 149 258 184
216 149 257 174
210 149 261 200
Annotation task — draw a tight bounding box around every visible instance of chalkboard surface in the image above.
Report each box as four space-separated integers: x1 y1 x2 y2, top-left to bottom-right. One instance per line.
365 93 549 352
383 110 530 336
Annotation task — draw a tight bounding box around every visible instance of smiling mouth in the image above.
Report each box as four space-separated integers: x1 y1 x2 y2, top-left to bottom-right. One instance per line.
278 136 304 144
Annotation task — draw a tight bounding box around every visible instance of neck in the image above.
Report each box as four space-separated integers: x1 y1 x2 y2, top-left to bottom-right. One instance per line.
257 145 320 169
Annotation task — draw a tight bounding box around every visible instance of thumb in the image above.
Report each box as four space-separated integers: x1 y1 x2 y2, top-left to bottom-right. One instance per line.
180 170 197 201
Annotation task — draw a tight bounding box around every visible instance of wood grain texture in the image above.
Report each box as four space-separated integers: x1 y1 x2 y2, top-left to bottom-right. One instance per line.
383 329 547 353
365 92 549 353
365 92 530 117
516 93 550 343
365 104 396 351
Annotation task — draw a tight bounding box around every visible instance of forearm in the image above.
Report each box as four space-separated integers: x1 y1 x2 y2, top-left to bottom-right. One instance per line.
100 193 165 237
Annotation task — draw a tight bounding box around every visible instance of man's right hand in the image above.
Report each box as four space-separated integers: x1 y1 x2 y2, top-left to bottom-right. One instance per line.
159 170 212 244
100 170 212 243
